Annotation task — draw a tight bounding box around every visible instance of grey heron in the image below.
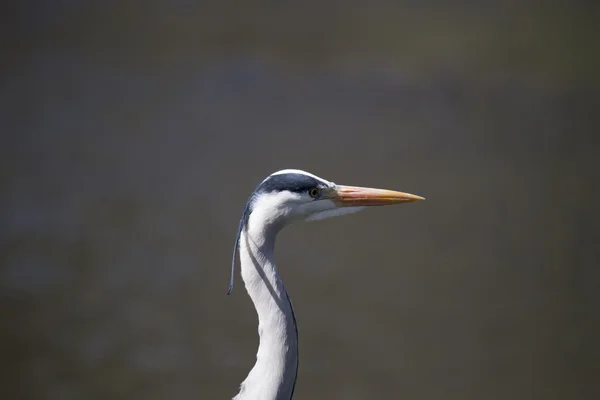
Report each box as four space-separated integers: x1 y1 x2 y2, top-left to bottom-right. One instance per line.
229 169 424 400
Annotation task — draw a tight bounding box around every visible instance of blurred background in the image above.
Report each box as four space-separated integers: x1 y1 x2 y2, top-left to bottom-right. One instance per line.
1 1 599 399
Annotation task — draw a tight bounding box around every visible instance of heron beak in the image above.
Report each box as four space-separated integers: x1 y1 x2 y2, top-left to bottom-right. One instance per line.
329 185 425 206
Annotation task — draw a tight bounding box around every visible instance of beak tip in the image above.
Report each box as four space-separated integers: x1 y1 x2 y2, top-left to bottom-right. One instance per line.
407 194 425 202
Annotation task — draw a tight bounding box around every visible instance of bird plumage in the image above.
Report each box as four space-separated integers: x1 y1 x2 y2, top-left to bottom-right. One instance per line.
230 169 423 400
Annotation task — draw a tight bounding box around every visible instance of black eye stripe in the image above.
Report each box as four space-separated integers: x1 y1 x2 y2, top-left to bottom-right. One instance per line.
258 173 323 194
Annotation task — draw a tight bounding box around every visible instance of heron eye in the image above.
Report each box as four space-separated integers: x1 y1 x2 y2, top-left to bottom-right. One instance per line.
308 188 320 198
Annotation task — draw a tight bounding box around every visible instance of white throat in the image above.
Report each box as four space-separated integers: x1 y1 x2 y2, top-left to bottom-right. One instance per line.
233 213 299 400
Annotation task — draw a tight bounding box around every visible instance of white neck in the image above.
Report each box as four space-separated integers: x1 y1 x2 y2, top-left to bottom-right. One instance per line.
233 217 299 400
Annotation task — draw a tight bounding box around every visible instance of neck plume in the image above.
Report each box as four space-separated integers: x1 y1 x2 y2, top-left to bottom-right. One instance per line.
233 221 299 400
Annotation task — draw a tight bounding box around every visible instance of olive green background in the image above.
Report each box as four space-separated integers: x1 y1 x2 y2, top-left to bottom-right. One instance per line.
1 1 598 399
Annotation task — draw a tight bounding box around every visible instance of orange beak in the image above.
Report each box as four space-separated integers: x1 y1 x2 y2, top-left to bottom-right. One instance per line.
328 185 425 206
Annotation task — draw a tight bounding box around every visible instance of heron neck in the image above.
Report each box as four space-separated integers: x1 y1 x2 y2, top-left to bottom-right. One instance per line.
234 227 298 400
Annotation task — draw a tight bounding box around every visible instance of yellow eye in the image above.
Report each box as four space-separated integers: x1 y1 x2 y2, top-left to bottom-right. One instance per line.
308 188 320 198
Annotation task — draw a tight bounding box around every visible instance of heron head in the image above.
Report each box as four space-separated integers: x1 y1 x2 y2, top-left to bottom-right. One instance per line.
246 169 424 229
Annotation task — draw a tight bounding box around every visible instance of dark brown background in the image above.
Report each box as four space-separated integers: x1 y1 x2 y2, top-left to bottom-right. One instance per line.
1 1 598 399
